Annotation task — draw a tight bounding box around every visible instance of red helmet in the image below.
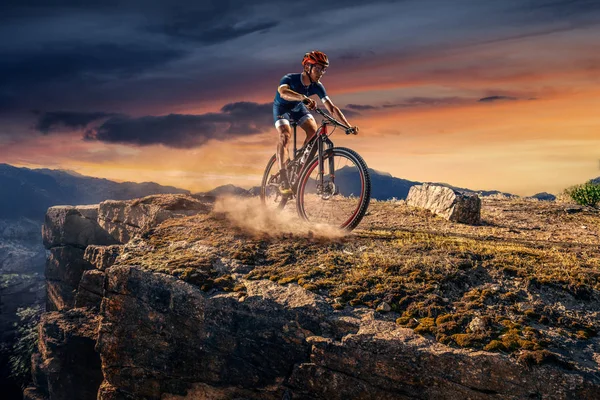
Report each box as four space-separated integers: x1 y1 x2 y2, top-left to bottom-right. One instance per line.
302 51 329 67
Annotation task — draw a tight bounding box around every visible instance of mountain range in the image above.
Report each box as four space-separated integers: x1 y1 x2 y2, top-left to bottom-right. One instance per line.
200 167 518 200
0 164 189 221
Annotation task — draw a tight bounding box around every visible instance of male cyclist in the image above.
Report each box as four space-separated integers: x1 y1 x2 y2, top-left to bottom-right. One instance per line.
273 50 359 194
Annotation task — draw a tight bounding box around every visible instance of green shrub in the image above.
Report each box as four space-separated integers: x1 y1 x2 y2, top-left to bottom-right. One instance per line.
564 181 600 208
9 305 42 387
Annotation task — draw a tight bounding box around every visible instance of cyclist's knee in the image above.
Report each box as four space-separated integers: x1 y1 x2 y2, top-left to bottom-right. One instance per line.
277 127 291 145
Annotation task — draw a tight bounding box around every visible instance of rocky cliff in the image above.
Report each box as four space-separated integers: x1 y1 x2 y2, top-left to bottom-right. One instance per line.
25 194 600 399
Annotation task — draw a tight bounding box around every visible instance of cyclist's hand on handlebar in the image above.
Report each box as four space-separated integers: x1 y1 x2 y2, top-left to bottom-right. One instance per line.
302 96 317 110
346 126 359 135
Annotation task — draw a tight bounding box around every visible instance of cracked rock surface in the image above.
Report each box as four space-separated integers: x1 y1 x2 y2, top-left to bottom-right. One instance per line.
27 194 600 399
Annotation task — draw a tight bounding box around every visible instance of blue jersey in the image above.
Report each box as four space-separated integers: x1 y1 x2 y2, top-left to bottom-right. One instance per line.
274 73 329 107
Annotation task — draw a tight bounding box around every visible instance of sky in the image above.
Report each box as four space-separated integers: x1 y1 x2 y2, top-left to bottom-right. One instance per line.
1 0 599 196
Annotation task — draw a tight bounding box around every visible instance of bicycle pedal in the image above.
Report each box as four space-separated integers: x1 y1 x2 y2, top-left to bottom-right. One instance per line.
279 187 293 195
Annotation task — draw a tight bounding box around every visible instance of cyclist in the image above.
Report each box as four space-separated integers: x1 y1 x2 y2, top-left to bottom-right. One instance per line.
273 50 359 194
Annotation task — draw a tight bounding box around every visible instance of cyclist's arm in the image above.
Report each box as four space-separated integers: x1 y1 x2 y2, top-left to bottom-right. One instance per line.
278 84 310 103
323 99 352 127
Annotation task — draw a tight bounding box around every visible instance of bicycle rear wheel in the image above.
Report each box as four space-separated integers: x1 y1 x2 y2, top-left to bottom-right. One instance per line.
296 147 371 230
260 154 292 211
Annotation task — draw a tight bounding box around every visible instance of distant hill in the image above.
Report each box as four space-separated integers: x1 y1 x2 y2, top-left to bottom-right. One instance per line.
0 164 189 220
317 167 516 200
220 168 516 200
199 184 253 198
529 192 556 201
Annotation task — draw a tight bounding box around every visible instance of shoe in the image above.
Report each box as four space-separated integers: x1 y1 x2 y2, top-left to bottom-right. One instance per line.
278 169 293 195
279 180 293 195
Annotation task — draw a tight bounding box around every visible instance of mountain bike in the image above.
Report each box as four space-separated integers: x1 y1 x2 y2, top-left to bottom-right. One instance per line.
260 107 371 231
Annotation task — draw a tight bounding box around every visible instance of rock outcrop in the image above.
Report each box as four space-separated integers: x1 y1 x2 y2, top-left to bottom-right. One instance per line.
406 184 481 224
26 194 600 399
24 309 103 400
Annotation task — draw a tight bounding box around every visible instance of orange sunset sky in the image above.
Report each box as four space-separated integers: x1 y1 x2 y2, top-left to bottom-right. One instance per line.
1 0 599 196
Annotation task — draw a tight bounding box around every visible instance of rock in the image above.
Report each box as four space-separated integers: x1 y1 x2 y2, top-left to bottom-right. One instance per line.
407 183 481 224
84 245 123 271
33 309 103 400
98 194 210 243
287 319 600 399
22 386 47 400
45 246 94 311
96 267 331 399
26 193 600 399
42 205 119 248
376 302 391 313
565 206 583 214
75 270 105 309
468 317 486 333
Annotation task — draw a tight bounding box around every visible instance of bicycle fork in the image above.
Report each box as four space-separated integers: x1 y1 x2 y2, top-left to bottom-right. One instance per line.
316 126 335 199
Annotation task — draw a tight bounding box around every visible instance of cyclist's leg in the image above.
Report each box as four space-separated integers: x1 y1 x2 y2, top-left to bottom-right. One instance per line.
274 111 293 193
292 104 317 145
276 121 292 171
299 116 318 146
274 103 292 171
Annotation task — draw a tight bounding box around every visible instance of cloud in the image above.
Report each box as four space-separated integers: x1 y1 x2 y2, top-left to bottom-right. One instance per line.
1 0 599 117
478 95 517 102
346 104 378 110
0 44 186 87
519 0 600 17
338 50 377 61
338 108 361 119
33 101 362 148
160 19 279 44
80 102 273 148
35 111 117 133
354 97 471 109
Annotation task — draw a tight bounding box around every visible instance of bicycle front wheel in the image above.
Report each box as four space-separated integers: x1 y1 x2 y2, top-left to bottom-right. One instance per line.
296 147 371 230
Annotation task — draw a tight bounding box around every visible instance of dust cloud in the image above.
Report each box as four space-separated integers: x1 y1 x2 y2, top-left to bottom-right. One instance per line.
213 196 346 239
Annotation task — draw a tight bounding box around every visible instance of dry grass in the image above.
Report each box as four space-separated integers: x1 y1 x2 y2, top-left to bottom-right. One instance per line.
116 196 600 366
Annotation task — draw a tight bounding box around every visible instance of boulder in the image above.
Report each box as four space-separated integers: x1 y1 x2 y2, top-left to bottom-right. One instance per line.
42 205 119 248
98 194 210 243
407 184 481 224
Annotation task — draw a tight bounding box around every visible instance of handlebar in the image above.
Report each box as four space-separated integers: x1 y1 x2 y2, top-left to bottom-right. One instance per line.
291 103 356 135
314 108 356 135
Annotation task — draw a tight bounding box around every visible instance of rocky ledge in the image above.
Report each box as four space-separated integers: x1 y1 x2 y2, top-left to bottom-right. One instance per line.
26 194 600 399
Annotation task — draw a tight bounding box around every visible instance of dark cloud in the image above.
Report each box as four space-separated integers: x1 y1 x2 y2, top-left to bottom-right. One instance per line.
478 96 517 102
346 104 378 110
520 0 600 17
338 109 361 119
338 50 377 61
379 97 468 108
32 101 361 148
0 44 185 87
81 101 273 148
35 111 117 133
1 0 598 118
0 93 16 113
159 18 279 44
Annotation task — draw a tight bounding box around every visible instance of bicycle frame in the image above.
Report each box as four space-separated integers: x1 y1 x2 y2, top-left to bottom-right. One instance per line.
289 115 336 196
